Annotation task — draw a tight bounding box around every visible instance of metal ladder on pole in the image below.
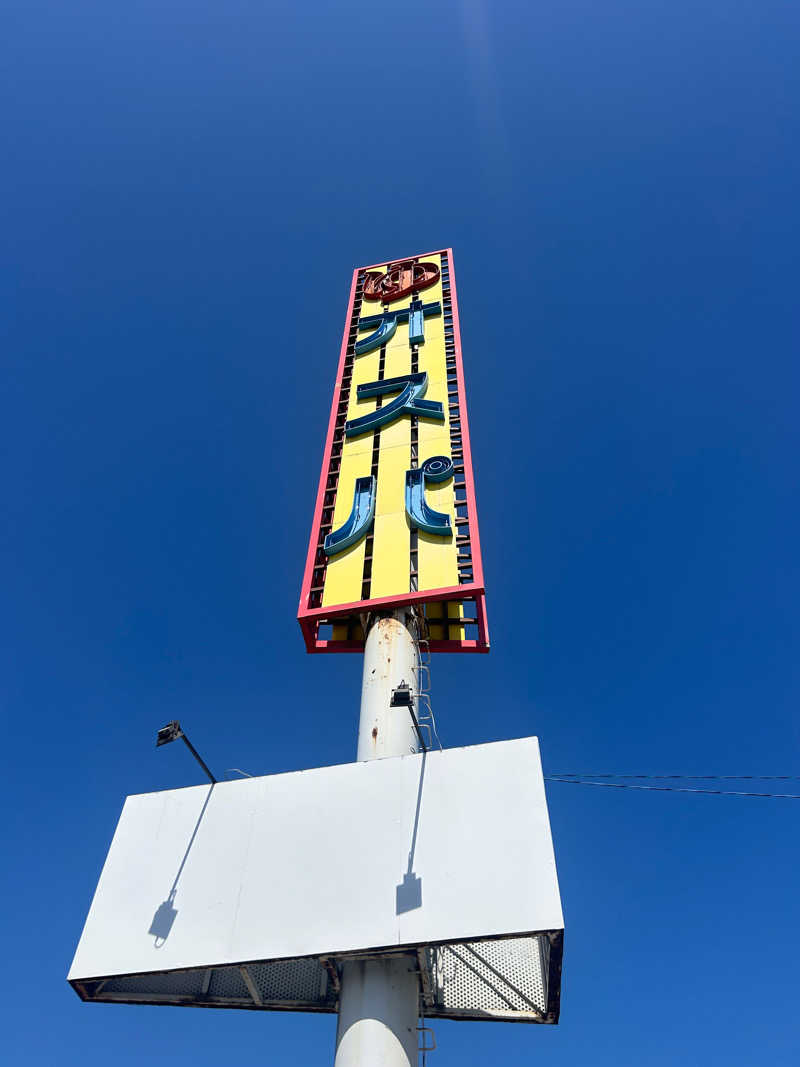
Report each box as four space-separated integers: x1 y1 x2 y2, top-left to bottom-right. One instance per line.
411 611 442 752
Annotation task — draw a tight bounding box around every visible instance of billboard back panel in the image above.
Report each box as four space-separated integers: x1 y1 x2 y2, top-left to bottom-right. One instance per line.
69 737 562 1024
298 249 488 653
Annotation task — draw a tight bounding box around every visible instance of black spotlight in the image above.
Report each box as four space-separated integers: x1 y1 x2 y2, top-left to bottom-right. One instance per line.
155 720 216 783
389 682 427 752
156 720 183 747
390 682 414 708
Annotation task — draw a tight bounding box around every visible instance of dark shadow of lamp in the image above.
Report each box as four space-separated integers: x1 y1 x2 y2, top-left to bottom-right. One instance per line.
149 721 217 946
396 870 422 914
148 891 178 946
389 689 427 915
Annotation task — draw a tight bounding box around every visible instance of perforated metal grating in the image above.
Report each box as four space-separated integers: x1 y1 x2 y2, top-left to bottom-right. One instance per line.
251 957 327 1004
74 931 561 1023
428 936 548 1020
93 959 333 1011
103 969 207 998
207 965 250 1001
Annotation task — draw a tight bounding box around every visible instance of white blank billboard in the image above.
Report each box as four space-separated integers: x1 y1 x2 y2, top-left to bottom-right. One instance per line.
69 737 563 1022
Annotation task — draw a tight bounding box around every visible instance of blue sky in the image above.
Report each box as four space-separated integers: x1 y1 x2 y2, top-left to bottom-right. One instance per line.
2 1 799 1063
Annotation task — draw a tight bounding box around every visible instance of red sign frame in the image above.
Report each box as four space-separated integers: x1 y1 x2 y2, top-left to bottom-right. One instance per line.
297 248 489 653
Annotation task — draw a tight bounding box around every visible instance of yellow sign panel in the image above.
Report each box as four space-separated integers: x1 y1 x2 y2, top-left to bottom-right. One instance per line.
298 250 488 653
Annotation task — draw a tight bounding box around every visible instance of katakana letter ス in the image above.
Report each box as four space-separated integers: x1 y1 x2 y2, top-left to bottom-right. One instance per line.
344 372 444 438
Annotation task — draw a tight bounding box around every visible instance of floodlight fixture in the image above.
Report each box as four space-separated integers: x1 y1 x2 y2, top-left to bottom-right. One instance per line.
156 721 182 747
155 720 217 784
390 682 427 752
389 682 414 708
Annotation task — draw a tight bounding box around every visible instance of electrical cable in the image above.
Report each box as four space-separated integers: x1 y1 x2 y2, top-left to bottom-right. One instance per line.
406 605 797 798
548 773 800 781
544 777 800 799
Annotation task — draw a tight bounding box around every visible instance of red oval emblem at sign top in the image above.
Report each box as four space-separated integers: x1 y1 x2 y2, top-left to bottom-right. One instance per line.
362 259 440 303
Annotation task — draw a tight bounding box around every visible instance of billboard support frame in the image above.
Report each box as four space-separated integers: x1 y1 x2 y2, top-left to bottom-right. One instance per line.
334 610 422 1067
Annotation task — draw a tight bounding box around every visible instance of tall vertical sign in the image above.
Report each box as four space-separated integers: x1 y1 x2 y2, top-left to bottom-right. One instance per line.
298 249 489 653
69 248 563 1045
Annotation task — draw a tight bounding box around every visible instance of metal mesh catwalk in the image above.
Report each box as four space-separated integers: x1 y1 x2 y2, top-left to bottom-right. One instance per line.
75 931 561 1024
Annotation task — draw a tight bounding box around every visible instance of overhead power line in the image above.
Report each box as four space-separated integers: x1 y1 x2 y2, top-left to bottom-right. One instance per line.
548 773 800 781
544 777 800 799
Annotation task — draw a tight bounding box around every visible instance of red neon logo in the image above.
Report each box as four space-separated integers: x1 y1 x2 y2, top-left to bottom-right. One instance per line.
363 259 440 303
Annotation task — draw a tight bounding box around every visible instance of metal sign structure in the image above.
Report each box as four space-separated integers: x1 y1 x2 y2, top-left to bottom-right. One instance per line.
69 738 562 1024
70 248 563 1067
298 250 488 653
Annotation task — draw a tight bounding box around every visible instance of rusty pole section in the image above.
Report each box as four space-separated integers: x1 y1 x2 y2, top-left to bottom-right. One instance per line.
355 612 421 760
333 610 421 1067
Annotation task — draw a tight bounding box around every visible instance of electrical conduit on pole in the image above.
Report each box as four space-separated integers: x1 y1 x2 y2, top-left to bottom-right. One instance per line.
333 610 421 1067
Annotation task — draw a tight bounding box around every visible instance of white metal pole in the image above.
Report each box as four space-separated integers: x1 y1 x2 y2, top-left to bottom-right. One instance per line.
333 610 421 1067
355 610 421 761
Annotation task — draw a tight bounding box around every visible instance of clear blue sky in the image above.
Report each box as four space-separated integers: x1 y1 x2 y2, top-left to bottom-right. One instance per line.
3 1 799 1063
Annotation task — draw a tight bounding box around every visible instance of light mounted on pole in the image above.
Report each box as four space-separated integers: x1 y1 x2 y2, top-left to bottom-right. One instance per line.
390 681 427 753
156 720 217 784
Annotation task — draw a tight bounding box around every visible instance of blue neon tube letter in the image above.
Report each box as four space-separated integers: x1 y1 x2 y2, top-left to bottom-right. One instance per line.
354 301 441 356
405 455 454 536
324 475 376 556
345 372 444 438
